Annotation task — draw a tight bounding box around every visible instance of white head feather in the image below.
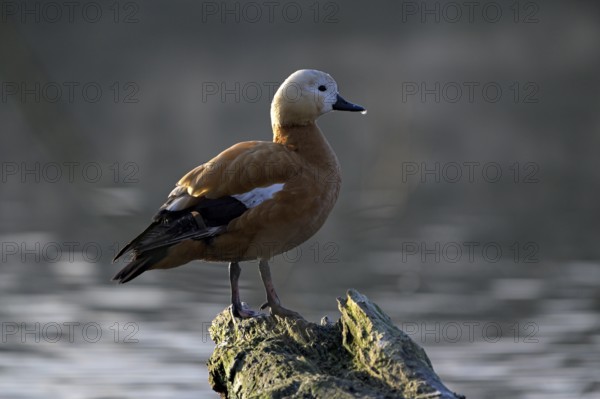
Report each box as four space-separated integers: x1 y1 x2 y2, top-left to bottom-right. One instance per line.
270 69 364 127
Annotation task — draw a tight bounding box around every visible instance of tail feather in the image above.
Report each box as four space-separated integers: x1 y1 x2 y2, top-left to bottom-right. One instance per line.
112 195 245 282
112 248 167 283
113 222 160 262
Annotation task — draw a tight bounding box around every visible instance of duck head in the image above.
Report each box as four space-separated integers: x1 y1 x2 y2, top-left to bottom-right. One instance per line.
270 69 365 127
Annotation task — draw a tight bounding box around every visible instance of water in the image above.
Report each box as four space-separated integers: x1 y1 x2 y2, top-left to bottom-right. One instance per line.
1 232 598 398
2 1 599 397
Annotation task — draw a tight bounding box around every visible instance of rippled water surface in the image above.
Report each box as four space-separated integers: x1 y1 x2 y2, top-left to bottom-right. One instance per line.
1 235 599 398
2 1 600 398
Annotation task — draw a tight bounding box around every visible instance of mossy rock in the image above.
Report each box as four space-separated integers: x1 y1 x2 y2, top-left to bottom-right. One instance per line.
208 289 465 399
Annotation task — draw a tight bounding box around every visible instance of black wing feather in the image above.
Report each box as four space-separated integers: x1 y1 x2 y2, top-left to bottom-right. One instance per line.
113 195 248 262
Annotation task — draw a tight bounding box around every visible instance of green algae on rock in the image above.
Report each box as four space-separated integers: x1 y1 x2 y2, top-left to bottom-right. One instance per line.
208 289 465 399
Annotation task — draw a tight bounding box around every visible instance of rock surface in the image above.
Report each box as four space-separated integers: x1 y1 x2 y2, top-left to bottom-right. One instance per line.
208 289 465 399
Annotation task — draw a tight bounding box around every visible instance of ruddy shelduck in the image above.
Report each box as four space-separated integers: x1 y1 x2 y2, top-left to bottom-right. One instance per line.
113 69 366 319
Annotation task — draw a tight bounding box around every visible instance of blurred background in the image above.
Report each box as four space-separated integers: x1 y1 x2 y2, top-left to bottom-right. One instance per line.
1 0 599 398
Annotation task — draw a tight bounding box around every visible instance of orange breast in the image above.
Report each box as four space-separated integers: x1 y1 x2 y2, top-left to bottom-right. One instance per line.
202 160 341 261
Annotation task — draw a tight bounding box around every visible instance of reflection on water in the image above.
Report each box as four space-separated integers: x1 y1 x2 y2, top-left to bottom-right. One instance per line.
2 1 600 397
1 233 599 398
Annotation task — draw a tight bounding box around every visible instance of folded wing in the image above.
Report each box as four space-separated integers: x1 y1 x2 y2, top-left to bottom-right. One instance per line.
112 141 300 283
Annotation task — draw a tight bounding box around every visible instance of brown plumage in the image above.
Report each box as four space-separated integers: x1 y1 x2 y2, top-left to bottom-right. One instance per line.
113 69 365 319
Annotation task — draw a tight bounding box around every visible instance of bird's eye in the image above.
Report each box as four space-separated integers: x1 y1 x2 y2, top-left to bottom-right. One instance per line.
318 85 327 92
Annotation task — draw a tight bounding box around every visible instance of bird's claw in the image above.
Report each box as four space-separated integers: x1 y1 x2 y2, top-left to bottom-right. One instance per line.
230 302 261 319
261 301 305 320
232 301 304 321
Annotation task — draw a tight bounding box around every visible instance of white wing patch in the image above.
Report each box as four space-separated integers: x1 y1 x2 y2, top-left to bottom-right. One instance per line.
164 186 197 212
233 183 284 208
165 195 191 211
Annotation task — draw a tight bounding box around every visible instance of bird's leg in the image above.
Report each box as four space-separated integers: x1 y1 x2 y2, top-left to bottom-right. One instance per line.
229 262 259 319
258 260 304 319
